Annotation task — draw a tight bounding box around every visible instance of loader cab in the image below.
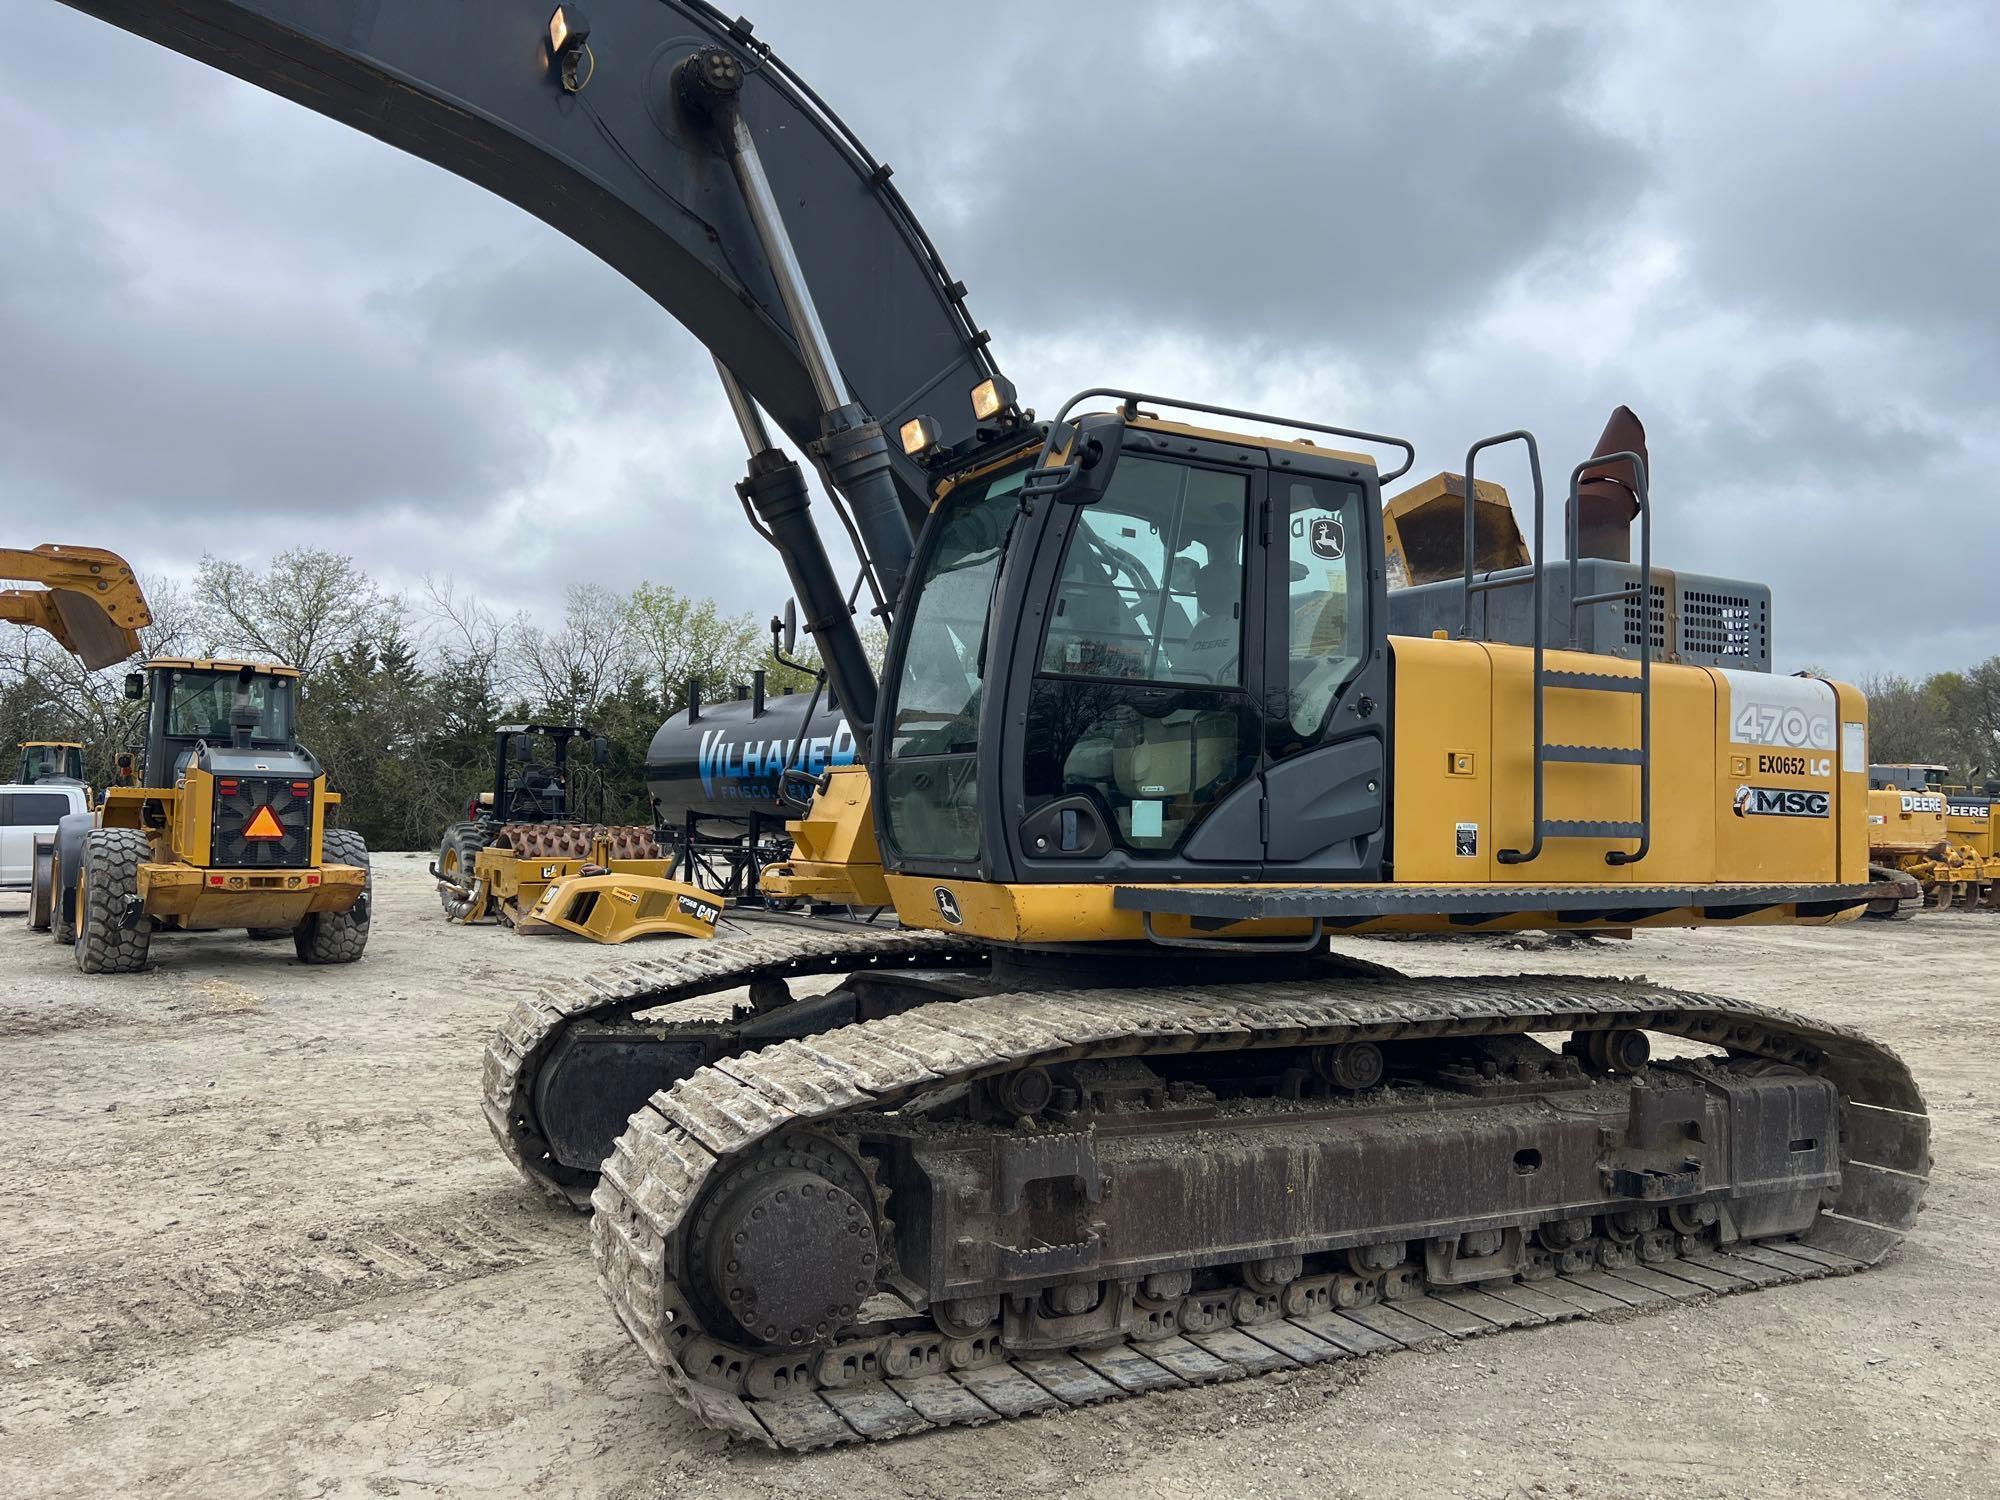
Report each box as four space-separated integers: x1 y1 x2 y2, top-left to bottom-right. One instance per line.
16 741 85 786
129 659 303 787
876 405 1395 888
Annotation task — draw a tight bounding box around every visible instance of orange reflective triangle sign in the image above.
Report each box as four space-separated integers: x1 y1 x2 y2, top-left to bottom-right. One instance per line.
243 805 285 840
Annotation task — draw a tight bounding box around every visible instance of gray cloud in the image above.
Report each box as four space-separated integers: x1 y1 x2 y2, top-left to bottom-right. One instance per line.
4 0 1995 688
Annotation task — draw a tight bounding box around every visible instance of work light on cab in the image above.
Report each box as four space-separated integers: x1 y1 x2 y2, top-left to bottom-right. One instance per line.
899 415 942 457
970 373 1018 421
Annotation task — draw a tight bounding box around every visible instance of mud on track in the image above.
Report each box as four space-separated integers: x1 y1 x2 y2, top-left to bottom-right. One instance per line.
1 854 1994 1500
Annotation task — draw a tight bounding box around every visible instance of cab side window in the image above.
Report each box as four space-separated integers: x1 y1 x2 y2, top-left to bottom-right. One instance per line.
1283 475 1368 740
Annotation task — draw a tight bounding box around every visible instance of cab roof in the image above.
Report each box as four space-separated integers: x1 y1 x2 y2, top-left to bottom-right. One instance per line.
145 658 301 678
1127 414 1378 470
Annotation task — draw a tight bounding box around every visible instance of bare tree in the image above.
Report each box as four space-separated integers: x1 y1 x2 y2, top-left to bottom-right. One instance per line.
194 548 401 677
510 582 634 722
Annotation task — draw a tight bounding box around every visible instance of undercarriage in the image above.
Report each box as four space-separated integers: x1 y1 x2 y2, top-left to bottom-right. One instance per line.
483 924 1929 1448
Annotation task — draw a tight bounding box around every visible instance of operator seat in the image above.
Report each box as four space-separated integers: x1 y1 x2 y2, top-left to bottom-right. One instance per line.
1177 562 1241 684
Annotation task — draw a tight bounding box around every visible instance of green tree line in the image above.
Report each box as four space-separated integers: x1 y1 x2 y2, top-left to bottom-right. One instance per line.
1862 662 2000 786
1 549 874 850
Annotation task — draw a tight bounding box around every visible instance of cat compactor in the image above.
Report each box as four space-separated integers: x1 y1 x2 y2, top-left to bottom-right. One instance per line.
431 722 726 943
34 659 370 971
63 0 1924 1449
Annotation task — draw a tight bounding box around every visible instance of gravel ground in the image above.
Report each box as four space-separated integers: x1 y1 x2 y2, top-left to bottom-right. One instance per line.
1 853 1993 1500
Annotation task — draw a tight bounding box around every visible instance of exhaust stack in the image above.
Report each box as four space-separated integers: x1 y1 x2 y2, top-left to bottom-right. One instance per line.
1569 406 1648 562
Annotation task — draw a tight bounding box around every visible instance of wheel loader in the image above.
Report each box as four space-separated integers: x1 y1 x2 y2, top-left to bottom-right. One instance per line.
57 0 1927 1450
6 540 371 969
32 658 372 972
15 741 87 787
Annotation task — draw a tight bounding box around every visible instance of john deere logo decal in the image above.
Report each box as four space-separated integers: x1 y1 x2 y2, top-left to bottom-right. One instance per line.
933 886 963 926
1309 516 1344 560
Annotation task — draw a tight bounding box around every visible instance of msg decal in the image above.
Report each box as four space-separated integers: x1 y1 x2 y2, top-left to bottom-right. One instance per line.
1733 784 1830 818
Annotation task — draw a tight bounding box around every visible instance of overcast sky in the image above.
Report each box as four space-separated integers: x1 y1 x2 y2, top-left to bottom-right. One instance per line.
6 0 1995 681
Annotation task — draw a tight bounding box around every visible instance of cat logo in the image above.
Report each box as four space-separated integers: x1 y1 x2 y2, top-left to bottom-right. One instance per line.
541 864 559 879
1733 784 1830 818
933 886 963 926
675 893 722 926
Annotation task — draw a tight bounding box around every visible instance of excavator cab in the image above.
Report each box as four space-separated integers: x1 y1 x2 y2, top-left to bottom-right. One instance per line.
877 407 1393 888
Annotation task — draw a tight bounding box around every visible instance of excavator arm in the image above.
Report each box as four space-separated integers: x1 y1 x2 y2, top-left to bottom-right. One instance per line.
0 544 152 669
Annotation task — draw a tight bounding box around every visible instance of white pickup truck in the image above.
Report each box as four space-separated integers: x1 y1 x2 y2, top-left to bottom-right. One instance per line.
2 782 90 889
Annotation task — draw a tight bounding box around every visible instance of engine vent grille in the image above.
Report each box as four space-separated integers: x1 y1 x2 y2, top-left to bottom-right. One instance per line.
1683 589 1765 661
211 776 313 869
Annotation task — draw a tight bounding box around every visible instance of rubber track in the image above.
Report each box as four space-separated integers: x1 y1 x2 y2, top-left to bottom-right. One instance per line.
481 924 989 1207
589 974 1929 1448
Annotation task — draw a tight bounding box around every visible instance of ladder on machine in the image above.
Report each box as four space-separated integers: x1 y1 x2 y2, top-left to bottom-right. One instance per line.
1460 433 1653 866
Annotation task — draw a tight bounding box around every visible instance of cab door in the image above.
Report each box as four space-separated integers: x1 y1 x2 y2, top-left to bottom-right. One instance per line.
1255 463 1389 879
1012 437 1274 876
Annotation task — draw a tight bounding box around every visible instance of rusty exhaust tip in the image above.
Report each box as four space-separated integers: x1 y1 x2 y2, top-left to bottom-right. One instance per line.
1570 405 1648 562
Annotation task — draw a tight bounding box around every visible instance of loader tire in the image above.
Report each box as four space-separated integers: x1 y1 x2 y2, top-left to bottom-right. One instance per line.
296 829 371 965
436 823 489 917
28 836 55 932
75 829 152 975
50 844 78 946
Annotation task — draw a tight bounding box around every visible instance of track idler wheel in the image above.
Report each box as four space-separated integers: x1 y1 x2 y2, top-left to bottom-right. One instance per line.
685 1134 880 1351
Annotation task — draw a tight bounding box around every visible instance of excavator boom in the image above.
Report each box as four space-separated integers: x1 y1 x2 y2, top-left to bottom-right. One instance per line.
0 544 152 668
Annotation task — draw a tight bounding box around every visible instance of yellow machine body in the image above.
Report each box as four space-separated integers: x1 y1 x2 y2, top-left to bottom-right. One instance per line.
517 872 722 943
846 637 1872 943
91 764 362 931
761 764 892 906
458 825 725 941
1867 765 1988 908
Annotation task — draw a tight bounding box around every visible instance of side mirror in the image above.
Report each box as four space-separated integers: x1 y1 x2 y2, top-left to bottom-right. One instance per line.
592 735 610 766
123 672 145 701
1025 411 1127 506
782 598 798 657
512 738 532 762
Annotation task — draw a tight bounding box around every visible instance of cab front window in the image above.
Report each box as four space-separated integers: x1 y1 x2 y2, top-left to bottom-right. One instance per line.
881 462 1028 863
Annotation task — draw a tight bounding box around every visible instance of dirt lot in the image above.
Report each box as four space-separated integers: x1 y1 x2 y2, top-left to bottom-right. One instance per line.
0 853 1994 1500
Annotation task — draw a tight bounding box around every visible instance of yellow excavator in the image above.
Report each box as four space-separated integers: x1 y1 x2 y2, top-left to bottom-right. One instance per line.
58 1 1927 1451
